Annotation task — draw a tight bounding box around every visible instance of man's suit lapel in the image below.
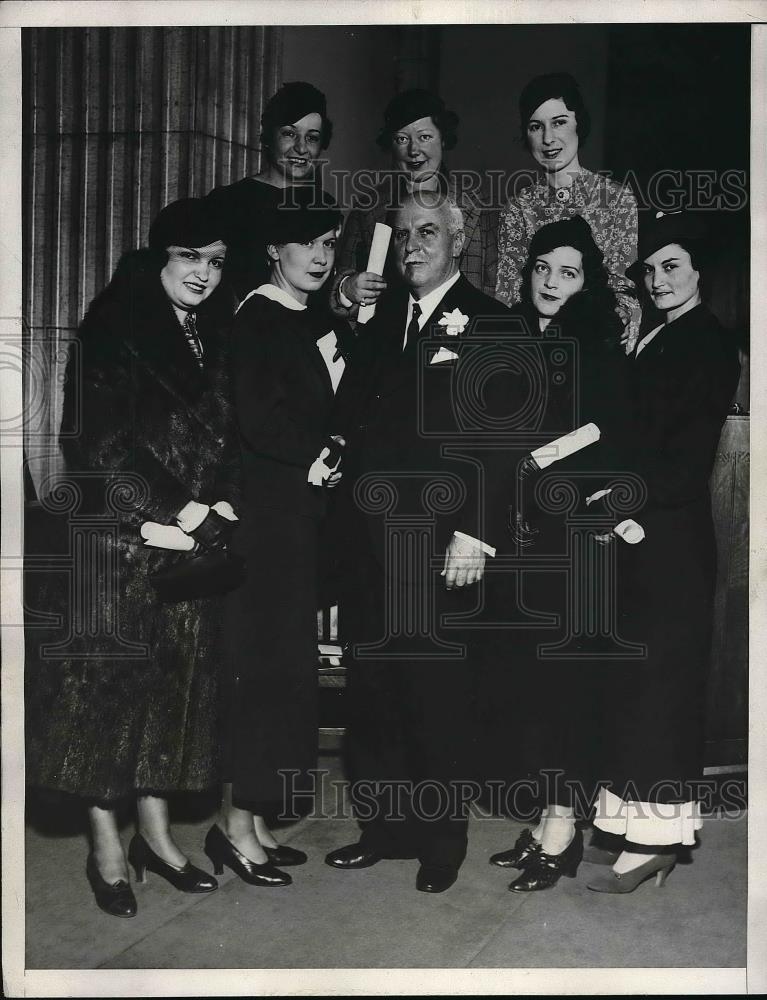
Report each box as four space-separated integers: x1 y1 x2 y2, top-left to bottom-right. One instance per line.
375 275 474 398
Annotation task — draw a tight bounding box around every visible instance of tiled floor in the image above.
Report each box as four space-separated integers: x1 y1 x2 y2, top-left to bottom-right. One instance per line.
24 760 747 971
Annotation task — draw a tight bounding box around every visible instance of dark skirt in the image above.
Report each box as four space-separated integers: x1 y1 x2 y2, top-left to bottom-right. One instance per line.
219 507 319 809
596 499 717 803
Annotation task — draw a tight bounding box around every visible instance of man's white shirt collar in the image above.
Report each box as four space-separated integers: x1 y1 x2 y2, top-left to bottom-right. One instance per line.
405 270 461 343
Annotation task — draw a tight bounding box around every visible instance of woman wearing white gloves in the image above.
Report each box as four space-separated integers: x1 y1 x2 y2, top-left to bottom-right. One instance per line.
26 198 238 917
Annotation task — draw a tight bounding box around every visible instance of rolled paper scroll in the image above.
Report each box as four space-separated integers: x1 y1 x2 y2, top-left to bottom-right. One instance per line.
613 519 645 544
586 487 613 506
141 522 196 551
357 222 392 325
531 422 601 470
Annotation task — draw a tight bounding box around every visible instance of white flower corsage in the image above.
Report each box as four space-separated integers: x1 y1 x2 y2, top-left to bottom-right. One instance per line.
438 308 470 337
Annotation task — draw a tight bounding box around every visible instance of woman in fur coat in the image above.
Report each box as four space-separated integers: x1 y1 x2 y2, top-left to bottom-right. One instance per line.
25 198 239 917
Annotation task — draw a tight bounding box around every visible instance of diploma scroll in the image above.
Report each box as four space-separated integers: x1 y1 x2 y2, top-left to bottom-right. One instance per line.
531 422 601 470
357 222 392 325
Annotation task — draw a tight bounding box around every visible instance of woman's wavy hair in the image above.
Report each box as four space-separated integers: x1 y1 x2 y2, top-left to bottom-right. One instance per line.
520 219 621 351
519 72 591 152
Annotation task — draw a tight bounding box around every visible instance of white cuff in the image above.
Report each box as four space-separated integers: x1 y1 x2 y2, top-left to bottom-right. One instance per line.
454 530 496 558
176 499 209 532
211 500 238 522
338 275 354 309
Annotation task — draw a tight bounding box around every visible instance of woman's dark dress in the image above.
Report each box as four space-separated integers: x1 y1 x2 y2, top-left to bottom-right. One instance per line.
25 250 237 802
221 291 342 808
598 303 740 803
477 297 636 813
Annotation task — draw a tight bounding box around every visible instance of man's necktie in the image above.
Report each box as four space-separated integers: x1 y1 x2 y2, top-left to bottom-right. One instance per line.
404 302 422 350
183 312 204 368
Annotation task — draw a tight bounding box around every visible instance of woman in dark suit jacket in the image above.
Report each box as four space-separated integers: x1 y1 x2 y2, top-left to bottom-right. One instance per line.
26 198 238 917
585 213 741 892
204 201 348 886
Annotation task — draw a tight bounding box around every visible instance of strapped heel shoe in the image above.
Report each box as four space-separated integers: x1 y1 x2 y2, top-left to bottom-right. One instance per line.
128 833 217 893
86 854 137 918
490 828 542 868
508 827 583 892
586 853 676 893
204 824 292 886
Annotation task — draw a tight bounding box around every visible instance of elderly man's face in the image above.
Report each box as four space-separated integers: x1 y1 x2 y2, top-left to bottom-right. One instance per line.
391 201 463 298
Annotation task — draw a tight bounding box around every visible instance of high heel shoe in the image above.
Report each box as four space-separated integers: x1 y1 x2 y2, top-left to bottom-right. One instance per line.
263 844 308 867
128 834 217 893
490 828 541 869
204 825 292 886
586 853 676 893
86 854 137 918
508 827 583 892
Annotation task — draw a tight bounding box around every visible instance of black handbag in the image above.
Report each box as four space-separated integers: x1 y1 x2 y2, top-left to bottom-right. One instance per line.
149 547 246 603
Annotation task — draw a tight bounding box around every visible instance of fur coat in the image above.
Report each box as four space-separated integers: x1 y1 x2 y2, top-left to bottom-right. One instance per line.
25 249 238 802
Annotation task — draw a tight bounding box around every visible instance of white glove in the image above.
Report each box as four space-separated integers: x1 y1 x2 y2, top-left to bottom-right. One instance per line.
308 446 342 486
176 499 209 532
141 522 196 551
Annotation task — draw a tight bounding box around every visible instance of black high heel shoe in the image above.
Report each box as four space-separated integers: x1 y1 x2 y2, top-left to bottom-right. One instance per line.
86 854 137 918
508 827 583 892
204 825 292 886
128 834 218 893
490 828 542 868
263 844 308 867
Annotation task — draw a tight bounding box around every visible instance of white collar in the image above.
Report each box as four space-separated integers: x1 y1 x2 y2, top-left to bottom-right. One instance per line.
237 282 307 314
408 270 461 326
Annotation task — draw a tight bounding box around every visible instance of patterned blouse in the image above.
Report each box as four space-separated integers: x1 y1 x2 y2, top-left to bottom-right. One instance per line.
496 168 640 345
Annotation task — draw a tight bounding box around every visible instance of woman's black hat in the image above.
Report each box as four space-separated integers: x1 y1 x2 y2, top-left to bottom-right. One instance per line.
148 197 225 250
528 214 602 263
376 88 459 150
627 212 709 283
263 189 342 245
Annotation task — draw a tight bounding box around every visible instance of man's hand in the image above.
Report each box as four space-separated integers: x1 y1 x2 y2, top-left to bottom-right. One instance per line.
441 534 486 590
342 271 387 307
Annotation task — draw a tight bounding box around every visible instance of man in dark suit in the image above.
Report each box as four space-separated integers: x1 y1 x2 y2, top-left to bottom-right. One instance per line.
326 191 521 892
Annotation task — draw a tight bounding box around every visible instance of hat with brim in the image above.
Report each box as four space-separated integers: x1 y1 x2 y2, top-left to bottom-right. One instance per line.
627 212 708 284
148 198 225 251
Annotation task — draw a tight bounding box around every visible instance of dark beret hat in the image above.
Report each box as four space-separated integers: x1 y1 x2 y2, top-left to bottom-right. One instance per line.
529 215 602 263
263 188 342 245
377 88 459 147
148 197 225 250
262 81 328 128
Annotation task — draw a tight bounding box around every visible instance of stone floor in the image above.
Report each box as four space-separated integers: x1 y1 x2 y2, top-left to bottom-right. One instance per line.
23 758 747 975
